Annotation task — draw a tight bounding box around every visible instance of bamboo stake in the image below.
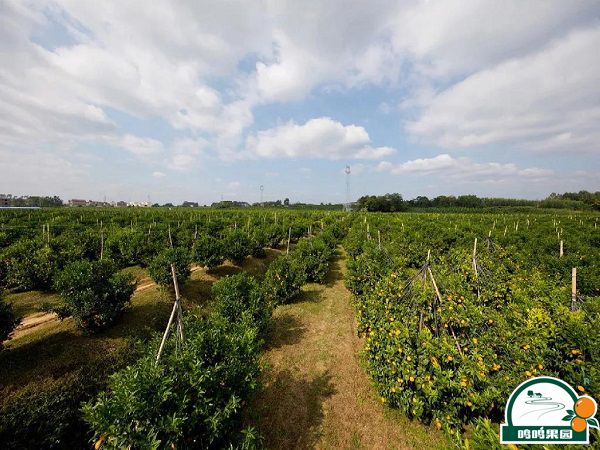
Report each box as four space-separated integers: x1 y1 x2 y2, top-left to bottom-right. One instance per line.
100 222 104 261
560 240 563 257
571 268 577 311
472 238 478 278
156 264 185 362
428 263 463 358
286 227 291 255
171 264 184 345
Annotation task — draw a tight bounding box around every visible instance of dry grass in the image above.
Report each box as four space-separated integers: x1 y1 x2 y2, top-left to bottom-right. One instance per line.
245 249 450 450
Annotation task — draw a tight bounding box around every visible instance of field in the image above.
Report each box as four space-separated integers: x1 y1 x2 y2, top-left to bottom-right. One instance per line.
0 207 598 448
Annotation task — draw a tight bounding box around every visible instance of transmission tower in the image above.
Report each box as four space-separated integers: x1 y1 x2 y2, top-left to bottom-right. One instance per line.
344 165 351 211
260 185 264 206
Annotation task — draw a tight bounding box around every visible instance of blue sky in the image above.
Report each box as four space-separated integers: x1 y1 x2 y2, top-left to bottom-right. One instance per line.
1 1 599 204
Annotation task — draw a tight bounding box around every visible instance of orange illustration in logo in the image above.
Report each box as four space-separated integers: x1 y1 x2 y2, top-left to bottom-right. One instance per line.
568 395 597 433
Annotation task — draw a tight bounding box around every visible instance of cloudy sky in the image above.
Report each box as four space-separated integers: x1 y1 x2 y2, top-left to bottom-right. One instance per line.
1 0 599 204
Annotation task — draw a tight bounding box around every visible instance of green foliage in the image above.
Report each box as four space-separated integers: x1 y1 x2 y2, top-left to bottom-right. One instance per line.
262 255 306 305
105 228 156 267
0 290 18 348
249 229 268 258
148 247 191 287
263 224 285 248
345 242 394 296
292 237 334 283
2 239 56 291
54 259 135 332
222 230 251 263
192 234 224 269
0 351 133 449
83 314 262 449
54 229 100 263
346 212 600 433
212 273 271 336
355 193 407 212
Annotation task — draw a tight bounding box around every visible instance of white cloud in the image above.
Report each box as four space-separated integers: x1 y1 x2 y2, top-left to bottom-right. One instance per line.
246 117 395 160
1 0 599 201
167 137 208 171
152 171 166 178
390 0 598 78
117 135 164 156
405 26 600 154
377 154 554 180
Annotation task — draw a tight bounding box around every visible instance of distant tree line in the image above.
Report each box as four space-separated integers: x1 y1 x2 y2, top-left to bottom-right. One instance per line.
547 191 600 209
354 191 600 212
0 195 63 207
355 193 407 212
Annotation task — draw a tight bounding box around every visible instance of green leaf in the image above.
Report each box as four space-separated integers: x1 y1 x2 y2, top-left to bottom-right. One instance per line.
566 409 575 415
587 418 599 429
562 414 574 421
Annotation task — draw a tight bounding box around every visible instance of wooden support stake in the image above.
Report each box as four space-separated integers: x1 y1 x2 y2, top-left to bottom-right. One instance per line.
560 240 563 257
571 268 577 311
472 238 478 278
156 264 185 362
286 227 291 255
378 230 381 249
428 264 464 358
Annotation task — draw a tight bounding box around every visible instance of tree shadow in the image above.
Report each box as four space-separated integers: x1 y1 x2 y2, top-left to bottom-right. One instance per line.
246 369 336 450
207 265 243 277
179 277 215 306
264 313 307 350
296 285 325 304
1 299 171 393
325 251 344 287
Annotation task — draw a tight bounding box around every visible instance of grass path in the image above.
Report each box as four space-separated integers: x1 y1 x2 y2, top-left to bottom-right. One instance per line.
245 248 450 450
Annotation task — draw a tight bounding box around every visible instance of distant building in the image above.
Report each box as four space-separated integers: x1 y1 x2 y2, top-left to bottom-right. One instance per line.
0 195 10 207
68 199 88 207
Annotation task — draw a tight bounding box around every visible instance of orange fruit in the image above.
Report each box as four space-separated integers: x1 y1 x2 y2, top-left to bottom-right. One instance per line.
575 397 597 419
572 417 587 432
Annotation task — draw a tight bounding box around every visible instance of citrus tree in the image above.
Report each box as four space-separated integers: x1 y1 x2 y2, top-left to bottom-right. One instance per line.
54 259 135 332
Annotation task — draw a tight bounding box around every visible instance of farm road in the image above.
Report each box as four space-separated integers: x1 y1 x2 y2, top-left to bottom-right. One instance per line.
245 248 448 450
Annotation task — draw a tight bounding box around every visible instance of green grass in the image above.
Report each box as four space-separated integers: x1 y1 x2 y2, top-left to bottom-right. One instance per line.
121 265 150 282
5 290 62 317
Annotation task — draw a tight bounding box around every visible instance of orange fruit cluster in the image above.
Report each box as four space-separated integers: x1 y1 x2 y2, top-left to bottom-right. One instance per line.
570 396 597 433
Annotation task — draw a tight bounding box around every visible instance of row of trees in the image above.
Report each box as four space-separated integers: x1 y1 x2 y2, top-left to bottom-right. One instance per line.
355 194 407 212
82 225 344 448
0 195 63 207
354 191 600 212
